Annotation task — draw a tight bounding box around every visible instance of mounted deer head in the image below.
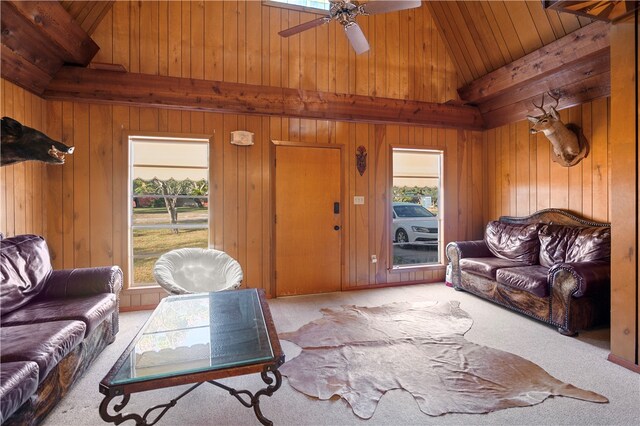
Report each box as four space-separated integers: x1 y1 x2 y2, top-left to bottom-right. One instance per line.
527 92 588 167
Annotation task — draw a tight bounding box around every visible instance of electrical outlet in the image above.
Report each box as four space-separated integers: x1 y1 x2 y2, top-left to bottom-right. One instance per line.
371 255 377 263
354 196 365 205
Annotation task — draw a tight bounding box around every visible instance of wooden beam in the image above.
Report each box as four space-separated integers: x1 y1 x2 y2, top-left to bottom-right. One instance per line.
458 21 610 104
1 44 52 95
8 1 99 66
478 50 610 116
1 2 64 75
43 67 485 130
482 70 611 129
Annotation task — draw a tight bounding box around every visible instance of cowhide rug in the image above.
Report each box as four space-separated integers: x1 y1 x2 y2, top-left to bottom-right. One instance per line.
278 301 607 419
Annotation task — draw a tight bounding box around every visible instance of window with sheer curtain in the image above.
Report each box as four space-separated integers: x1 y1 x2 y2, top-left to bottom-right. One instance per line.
128 136 210 288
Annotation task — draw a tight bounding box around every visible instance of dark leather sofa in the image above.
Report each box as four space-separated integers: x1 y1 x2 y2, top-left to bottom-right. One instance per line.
446 209 610 335
0 234 122 425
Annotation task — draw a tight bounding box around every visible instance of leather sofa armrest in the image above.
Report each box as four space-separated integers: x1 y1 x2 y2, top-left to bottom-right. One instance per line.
446 240 492 263
446 241 492 288
548 261 610 298
40 266 123 299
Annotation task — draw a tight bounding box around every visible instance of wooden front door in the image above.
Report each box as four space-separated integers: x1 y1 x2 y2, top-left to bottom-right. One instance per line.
274 143 342 296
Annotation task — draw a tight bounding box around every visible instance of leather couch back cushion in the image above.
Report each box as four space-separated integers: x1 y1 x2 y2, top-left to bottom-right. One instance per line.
0 235 52 316
484 221 541 265
539 225 611 267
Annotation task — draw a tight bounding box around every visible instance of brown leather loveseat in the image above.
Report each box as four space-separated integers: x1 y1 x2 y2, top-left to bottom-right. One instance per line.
0 234 122 425
446 209 610 335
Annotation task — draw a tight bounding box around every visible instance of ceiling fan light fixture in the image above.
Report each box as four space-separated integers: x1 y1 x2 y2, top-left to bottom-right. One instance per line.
278 1 422 54
344 22 370 55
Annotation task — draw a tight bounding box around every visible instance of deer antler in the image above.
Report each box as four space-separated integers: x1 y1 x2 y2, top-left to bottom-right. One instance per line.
547 91 561 110
532 93 547 116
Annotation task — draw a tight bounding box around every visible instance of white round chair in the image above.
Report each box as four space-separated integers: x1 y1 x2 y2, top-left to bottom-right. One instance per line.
153 248 243 295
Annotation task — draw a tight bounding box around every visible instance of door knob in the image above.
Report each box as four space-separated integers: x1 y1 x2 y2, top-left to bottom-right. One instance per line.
334 225 340 231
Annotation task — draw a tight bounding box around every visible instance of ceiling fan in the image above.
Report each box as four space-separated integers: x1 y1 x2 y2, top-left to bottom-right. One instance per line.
278 1 422 55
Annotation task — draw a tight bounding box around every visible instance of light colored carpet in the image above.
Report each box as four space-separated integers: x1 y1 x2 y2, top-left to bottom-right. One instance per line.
44 283 640 426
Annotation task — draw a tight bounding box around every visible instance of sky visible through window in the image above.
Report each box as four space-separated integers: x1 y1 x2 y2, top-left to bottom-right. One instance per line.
267 0 330 12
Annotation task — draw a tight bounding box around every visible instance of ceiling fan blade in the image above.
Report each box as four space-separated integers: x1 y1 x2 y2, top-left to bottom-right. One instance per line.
360 0 422 15
278 17 329 37
344 22 370 55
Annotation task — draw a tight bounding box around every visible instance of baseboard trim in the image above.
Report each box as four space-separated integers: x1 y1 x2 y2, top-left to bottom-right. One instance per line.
344 278 444 291
607 353 640 373
120 304 157 312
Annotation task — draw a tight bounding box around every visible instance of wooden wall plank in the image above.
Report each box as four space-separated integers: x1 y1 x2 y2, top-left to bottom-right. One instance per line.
45 101 63 267
516 120 530 216
609 21 638 366
580 102 593 218
12 85 26 236
483 101 610 225
72 104 91 267
61 101 74 268
167 1 180 78
89 104 114 266
129 0 140 73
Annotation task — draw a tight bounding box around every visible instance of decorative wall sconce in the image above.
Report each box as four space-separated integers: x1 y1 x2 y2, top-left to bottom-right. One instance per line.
356 145 367 176
230 130 254 146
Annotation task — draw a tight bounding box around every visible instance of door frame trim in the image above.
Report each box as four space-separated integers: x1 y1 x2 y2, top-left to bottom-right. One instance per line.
270 140 346 297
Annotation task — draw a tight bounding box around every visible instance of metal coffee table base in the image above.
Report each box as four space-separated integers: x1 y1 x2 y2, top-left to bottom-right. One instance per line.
99 368 282 426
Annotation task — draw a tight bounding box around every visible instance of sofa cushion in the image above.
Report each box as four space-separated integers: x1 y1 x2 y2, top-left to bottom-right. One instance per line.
0 235 53 316
459 257 524 280
0 361 39 423
484 221 541 265
539 225 611 267
0 294 116 337
496 265 550 298
0 321 86 381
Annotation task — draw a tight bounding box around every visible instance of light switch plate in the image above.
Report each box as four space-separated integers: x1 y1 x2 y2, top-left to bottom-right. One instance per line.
354 196 365 205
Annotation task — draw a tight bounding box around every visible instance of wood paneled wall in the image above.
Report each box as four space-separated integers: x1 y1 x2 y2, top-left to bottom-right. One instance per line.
482 99 611 224
427 0 593 84
0 2 620 317
26 0 474 308
89 0 458 103
0 80 47 237
38 102 483 308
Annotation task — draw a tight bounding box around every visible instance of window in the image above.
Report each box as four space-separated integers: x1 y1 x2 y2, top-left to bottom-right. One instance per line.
264 0 330 14
391 148 443 268
128 136 210 288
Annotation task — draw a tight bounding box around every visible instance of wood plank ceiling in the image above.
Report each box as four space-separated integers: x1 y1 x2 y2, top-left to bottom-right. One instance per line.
426 1 615 129
426 0 594 85
59 0 115 35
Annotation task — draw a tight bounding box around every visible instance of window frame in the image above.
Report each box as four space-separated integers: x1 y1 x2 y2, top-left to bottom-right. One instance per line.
263 0 330 15
388 146 445 271
126 132 214 290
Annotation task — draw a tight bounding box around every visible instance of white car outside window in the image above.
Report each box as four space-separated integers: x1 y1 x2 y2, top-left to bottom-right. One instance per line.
392 202 438 244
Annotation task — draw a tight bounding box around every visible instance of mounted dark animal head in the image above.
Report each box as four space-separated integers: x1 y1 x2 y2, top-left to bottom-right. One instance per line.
1 117 74 166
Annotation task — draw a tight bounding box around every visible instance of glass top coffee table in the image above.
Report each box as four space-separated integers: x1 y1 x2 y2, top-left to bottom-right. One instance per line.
99 288 284 426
